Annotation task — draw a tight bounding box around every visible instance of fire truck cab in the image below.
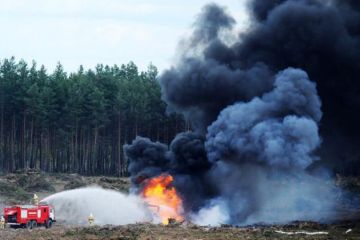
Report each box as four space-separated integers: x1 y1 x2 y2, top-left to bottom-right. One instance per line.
3 204 55 229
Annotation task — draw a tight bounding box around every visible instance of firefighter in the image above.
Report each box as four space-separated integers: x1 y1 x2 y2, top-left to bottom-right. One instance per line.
33 194 39 205
88 213 94 226
0 216 5 229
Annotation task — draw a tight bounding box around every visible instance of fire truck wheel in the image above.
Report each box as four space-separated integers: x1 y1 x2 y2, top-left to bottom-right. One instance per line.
26 221 32 229
45 219 52 228
31 221 37 228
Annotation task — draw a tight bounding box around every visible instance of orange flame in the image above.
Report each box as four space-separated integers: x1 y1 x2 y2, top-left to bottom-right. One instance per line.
142 174 184 225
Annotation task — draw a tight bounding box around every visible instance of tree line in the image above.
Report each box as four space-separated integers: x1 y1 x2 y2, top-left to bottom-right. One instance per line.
0 57 185 176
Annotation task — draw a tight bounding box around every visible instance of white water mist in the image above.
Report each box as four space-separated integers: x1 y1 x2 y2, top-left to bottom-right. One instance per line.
41 187 152 226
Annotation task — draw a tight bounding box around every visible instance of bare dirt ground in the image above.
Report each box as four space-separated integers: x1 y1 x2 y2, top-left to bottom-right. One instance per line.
0 171 359 240
0 221 359 240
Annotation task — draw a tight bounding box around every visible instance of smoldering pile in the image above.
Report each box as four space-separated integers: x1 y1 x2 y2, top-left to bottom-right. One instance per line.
125 0 360 225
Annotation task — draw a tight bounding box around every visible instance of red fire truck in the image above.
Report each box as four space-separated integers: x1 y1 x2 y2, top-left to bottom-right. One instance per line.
3 204 55 229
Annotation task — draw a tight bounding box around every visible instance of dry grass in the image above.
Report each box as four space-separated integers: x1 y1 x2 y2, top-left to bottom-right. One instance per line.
0 221 359 240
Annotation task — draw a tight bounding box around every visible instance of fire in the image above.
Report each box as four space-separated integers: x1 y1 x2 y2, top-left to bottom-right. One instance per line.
142 174 184 225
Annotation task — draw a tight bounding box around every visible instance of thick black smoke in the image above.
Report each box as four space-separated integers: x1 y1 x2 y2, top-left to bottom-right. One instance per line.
125 132 214 212
125 0 358 224
242 0 360 173
169 132 210 173
160 4 274 132
204 68 327 222
126 137 169 183
206 68 322 169
161 0 360 173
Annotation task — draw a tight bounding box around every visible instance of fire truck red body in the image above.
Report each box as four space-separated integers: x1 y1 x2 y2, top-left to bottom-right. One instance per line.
3 204 55 228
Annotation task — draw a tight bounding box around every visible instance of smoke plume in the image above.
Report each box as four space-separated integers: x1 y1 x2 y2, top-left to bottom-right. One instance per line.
125 0 359 225
206 68 321 169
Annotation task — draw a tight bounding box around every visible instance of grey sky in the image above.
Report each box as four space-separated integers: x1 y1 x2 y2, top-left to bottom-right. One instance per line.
0 0 249 73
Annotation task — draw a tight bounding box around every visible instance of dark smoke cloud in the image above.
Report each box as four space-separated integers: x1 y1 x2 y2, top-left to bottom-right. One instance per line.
125 0 358 225
169 132 210 173
125 133 215 211
241 0 360 172
204 68 328 222
160 4 273 132
125 137 169 183
161 61 273 131
125 133 210 178
206 68 321 169
249 0 287 21
162 0 360 173
201 68 328 222
190 3 235 45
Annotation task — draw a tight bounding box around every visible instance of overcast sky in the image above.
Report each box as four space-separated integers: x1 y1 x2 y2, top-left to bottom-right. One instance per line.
0 0 249 73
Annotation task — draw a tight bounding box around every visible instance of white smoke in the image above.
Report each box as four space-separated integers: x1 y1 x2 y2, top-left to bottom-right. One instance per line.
190 199 229 226
242 172 338 225
191 166 338 226
41 187 152 226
